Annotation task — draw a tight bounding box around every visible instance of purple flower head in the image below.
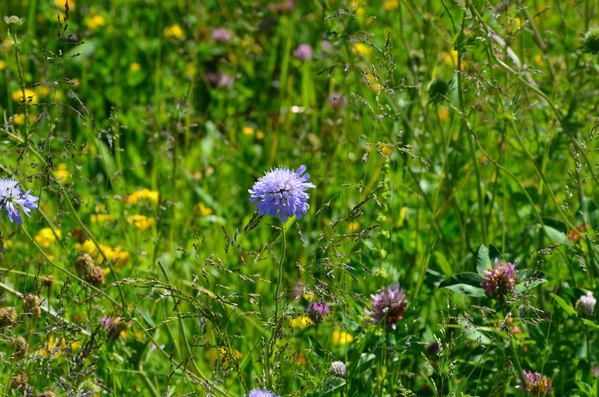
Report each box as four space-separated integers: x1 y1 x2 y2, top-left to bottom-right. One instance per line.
329 360 346 377
481 260 517 299
520 370 552 394
576 291 596 317
294 44 313 61
0 178 39 225
212 27 232 42
307 302 330 323
329 92 346 108
205 72 234 88
100 316 116 330
249 390 279 397
426 341 441 355
249 165 315 222
365 283 408 329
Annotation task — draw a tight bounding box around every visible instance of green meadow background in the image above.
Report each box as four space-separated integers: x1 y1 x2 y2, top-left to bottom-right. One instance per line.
0 0 597 395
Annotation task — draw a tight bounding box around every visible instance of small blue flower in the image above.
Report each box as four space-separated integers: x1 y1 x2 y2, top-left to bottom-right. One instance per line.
249 390 278 397
249 165 315 222
0 178 39 224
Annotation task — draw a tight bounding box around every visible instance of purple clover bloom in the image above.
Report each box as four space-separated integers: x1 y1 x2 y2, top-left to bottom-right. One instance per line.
294 44 313 61
575 291 596 316
249 390 279 397
249 165 315 222
307 302 330 323
521 370 552 394
212 27 232 42
329 92 346 108
0 178 39 225
481 260 517 299
365 283 408 329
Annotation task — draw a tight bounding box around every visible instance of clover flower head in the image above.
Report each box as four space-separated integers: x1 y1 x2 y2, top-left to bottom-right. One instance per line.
294 43 313 61
481 260 516 299
249 165 315 222
212 27 232 42
307 302 330 323
365 283 408 329
576 291 596 317
521 370 552 394
330 361 346 377
0 178 39 224
249 390 279 397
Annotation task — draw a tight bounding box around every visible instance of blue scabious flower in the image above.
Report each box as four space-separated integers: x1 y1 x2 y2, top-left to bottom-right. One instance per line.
249 165 315 222
249 390 279 397
0 178 39 225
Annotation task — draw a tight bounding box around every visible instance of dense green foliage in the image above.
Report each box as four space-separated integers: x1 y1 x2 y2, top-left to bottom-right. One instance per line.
0 0 598 395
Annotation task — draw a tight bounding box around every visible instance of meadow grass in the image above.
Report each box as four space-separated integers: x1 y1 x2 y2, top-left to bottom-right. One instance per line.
0 0 598 396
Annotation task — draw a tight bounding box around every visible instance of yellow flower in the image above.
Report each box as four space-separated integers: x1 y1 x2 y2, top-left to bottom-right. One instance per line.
332 330 353 346
164 24 185 40
290 316 314 330
12 113 26 125
130 62 141 72
442 50 467 70
34 228 61 248
127 214 155 231
54 163 69 183
38 336 67 359
126 188 159 205
54 0 75 10
75 240 130 267
256 130 265 140
347 222 360 232
195 203 213 217
242 126 254 136
35 85 50 97
438 107 449 122
383 0 398 10
352 42 371 58
76 239 97 256
85 14 106 31
11 88 38 104
90 213 115 224
185 63 197 79
533 54 543 65
0 60 6 70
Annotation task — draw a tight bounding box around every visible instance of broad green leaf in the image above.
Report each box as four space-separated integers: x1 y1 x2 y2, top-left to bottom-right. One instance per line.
542 224 567 244
551 293 577 316
476 245 491 276
439 273 485 297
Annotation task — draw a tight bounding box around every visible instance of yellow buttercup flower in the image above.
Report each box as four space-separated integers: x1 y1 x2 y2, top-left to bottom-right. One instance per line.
35 85 50 97
127 214 155 231
347 222 360 232
256 130 265 140
438 107 449 122
54 163 69 183
76 240 130 267
290 316 314 330
35 228 61 248
11 88 38 104
383 0 398 10
195 203 213 217
442 50 467 70
38 336 67 359
130 62 141 72
352 42 371 58
0 60 6 70
90 213 115 224
126 189 159 205
332 330 353 346
164 24 184 40
242 126 254 136
54 0 75 10
86 14 106 31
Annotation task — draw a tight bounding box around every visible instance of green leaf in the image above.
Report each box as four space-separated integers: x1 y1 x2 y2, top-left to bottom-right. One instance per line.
439 272 485 297
541 224 568 244
551 293 577 316
476 245 491 276
516 270 547 292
